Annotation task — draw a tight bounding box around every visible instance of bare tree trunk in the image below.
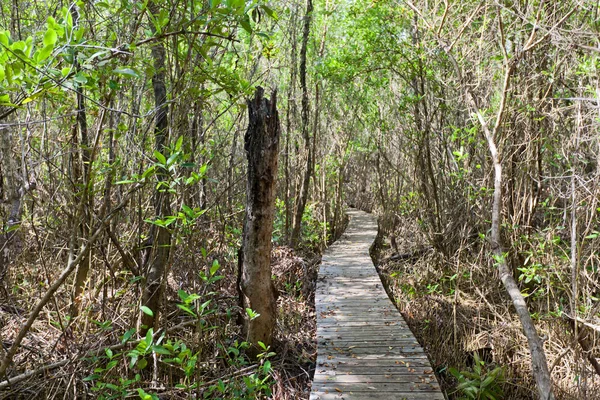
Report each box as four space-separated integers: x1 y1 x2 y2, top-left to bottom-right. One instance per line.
290 0 313 249
70 4 94 318
140 0 172 335
227 125 239 212
239 87 280 356
0 121 21 281
284 3 299 243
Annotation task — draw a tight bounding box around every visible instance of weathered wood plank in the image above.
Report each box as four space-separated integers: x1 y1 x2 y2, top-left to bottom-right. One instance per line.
311 209 444 399
310 390 446 400
313 381 440 391
318 364 434 377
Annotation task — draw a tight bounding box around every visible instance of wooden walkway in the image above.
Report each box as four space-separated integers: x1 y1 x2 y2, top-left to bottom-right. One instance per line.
310 209 444 399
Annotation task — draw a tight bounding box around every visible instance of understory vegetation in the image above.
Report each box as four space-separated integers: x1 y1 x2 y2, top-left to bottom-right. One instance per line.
1 0 600 399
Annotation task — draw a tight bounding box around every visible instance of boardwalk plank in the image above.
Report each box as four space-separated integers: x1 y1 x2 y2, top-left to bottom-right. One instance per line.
310 209 444 399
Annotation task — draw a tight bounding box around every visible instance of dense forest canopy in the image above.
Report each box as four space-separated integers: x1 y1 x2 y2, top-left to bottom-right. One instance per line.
1 0 600 399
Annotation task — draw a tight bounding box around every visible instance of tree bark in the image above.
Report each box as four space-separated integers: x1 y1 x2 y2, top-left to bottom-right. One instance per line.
284 3 299 243
240 87 280 356
290 0 313 249
140 0 172 335
70 4 94 318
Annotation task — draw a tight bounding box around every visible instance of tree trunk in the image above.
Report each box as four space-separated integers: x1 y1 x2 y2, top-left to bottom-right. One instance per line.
240 87 280 356
0 120 22 282
70 4 94 318
284 3 299 243
140 0 172 335
289 0 313 249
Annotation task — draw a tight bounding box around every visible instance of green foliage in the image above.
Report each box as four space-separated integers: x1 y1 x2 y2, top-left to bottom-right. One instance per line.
449 354 504 400
273 198 286 244
210 340 275 399
300 203 327 248
83 296 274 399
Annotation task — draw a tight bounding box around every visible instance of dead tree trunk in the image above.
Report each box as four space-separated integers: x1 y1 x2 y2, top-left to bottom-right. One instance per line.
140 0 172 335
239 87 280 356
290 0 313 249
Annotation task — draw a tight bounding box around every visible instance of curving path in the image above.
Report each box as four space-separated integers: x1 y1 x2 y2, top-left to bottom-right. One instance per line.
310 209 444 400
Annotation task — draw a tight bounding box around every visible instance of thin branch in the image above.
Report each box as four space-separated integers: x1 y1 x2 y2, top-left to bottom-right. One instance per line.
134 29 238 47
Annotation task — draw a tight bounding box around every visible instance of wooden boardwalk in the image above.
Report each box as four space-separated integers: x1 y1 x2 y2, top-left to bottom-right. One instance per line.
310 209 444 399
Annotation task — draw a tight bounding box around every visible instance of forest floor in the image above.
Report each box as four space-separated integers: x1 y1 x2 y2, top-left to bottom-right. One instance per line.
371 215 600 400
371 217 534 399
0 239 323 399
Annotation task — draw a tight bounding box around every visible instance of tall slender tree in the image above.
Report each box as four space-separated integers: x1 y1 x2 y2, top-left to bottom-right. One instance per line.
290 0 313 249
140 0 172 335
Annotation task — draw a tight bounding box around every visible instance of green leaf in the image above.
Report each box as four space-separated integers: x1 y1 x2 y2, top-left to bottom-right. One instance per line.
166 152 178 167
177 289 189 302
43 28 57 47
200 299 212 312
137 357 148 370
116 179 137 185
210 259 220 276
0 31 9 47
152 345 172 355
129 352 139 368
145 329 154 349
46 16 57 29
246 308 260 320
137 388 153 400
182 204 194 218
114 67 140 78
11 41 26 52
74 71 87 84
107 383 124 391
74 27 85 42
263 360 271 372
122 328 136 344
141 306 154 316
175 135 184 151
154 150 167 165
240 19 252 34
481 375 495 388
260 5 278 20
0 64 5 81
177 304 197 317
37 44 54 62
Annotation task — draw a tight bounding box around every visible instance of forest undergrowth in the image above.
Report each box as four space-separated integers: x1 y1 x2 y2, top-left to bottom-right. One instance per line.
373 214 600 400
0 214 326 400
